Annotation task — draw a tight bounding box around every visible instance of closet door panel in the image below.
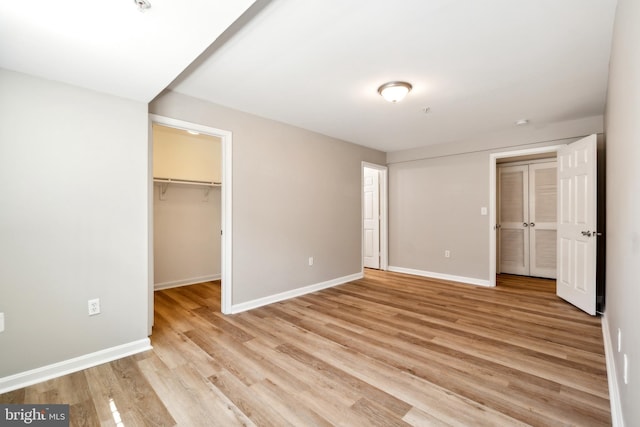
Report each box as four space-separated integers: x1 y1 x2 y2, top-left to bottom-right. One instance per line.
534 229 557 271
498 165 529 275
530 162 558 278
501 229 526 267
533 165 557 222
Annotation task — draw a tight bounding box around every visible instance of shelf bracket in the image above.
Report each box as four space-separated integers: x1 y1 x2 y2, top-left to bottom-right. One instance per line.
159 182 169 201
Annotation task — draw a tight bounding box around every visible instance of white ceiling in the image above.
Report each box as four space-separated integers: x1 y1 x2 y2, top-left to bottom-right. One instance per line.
1 0 617 153
0 0 256 102
171 0 617 152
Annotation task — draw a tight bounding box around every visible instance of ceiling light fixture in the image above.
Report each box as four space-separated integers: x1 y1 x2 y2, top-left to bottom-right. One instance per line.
378 81 412 103
515 119 529 126
134 0 151 12
187 130 200 135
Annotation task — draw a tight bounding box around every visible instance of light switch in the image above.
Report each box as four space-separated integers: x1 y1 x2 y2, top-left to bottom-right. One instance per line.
0 313 4 333
481 207 488 216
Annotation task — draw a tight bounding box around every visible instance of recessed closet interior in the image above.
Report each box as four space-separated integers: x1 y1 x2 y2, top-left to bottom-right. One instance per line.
497 153 558 279
152 123 222 290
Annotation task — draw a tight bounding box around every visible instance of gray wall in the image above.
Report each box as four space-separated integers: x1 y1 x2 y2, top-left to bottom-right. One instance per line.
153 185 221 288
150 91 385 305
387 128 602 283
389 152 489 279
0 69 149 377
604 0 640 424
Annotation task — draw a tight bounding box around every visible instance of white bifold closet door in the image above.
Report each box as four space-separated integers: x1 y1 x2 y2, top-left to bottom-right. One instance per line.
498 161 557 279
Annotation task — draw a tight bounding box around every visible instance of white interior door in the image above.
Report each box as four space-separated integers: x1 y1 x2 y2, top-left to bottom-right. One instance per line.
498 165 529 275
363 167 380 269
557 134 597 315
529 162 558 279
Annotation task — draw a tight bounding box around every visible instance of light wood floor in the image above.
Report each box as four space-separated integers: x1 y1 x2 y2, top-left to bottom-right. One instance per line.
1 270 610 426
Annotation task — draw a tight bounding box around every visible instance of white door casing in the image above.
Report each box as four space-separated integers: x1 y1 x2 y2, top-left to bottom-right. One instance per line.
489 144 572 288
363 167 380 269
557 134 597 315
148 114 233 318
498 165 530 275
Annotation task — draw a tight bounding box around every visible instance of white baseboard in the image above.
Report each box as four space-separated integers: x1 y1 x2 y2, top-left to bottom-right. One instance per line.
602 314 624 427
230 272 364 314
387 266 491 287
0 338 152 394
154 274 221 291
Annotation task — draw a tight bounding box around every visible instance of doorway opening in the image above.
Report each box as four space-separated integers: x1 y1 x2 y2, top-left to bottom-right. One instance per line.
489 135 601 316
152 123 222 291
489 145 565 288
148 114 233 334
362 162 388 271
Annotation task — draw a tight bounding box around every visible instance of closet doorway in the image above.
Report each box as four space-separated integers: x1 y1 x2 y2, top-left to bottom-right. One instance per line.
489 135 601 315
148 115 233 333
152 123 222 289
497 159 557 279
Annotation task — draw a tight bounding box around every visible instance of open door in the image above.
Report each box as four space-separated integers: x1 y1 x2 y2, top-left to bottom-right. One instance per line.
363 167 380 269
556 134 597 315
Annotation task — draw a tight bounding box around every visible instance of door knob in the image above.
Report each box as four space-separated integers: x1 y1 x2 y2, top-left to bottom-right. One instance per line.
581 230 592 237
529 222 535 227
523 223 529 227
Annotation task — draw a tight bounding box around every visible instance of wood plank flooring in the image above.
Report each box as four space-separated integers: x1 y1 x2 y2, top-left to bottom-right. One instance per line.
1 270 610 426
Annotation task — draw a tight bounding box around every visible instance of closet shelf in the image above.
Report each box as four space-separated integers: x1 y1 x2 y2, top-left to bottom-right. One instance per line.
154 178 221 201
153 177 221 187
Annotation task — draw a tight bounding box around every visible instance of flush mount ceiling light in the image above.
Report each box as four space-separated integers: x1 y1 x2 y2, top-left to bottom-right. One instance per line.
134 0 151 12
378 81 412 103
515 119 529 126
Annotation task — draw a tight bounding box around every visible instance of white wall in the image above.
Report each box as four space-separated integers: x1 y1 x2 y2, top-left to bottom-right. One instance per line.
604 0 640 424
0 69 149 378
153 185 221 288
150 91 386 306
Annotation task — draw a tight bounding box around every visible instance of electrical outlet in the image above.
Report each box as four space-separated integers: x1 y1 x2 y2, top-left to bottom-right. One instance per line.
308 256 314 266
88 298 100 316
445 250 451 258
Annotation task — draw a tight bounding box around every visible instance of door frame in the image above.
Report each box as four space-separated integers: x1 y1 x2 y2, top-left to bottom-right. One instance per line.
361 162 388 272
489 145 565 287
148 114 234 330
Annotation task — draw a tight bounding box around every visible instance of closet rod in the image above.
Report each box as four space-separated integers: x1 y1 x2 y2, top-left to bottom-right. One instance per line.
153 177 221 187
